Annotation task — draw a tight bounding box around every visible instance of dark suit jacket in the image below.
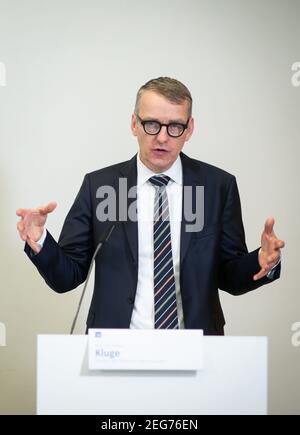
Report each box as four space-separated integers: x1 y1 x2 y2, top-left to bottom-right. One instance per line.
25 153 280 335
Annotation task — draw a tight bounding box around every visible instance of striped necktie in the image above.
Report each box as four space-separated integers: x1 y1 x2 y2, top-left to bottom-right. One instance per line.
148 175 179 329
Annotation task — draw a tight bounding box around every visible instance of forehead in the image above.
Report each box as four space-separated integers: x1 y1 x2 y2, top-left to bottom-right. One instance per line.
138 90 189 122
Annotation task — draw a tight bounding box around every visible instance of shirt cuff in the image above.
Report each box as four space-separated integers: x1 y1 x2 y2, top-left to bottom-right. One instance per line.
36 228 47 248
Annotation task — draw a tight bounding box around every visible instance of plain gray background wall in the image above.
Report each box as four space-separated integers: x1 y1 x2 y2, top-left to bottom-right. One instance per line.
0 0 299 414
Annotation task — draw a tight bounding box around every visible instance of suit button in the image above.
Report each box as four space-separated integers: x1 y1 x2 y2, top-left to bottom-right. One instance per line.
128 297 134 304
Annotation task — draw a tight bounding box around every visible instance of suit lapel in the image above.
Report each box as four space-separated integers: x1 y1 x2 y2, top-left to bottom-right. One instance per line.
119 155 138 266
180 153 205 265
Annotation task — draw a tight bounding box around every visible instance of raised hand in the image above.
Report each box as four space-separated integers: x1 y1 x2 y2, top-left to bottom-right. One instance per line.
16 202 57 253
254 217 285 281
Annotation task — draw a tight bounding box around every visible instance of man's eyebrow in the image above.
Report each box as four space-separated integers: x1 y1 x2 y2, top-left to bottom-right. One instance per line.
142 117 187 124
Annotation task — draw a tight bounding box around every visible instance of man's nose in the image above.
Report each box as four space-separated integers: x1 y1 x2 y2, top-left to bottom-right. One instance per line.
157 126 169 143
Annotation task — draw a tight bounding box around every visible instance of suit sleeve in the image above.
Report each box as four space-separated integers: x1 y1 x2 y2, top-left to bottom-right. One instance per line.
24 174 94 293
218 176 281 295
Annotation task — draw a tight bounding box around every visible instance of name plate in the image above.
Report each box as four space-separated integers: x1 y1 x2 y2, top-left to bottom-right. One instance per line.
88 329 203 371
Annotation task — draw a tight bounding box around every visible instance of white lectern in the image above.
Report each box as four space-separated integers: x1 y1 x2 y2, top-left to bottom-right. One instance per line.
37 334 267 415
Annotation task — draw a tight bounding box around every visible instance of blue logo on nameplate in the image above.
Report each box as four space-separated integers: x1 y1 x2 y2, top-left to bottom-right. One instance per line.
95 331 102 338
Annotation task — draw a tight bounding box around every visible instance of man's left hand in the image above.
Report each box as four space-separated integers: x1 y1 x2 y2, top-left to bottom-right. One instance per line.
254 217 285 281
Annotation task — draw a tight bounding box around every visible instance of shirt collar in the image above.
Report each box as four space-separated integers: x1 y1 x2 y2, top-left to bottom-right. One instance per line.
137 153 182 187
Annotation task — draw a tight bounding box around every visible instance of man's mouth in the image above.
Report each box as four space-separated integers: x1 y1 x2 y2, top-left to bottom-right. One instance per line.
152 148 168 155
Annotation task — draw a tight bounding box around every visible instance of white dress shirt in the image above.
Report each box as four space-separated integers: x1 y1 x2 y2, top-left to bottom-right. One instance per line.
130 154 184 329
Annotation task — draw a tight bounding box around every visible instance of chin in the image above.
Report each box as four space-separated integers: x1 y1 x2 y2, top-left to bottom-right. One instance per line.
153 163 171 173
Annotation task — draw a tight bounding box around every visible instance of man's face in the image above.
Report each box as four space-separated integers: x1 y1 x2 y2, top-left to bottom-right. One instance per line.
131 90 194 173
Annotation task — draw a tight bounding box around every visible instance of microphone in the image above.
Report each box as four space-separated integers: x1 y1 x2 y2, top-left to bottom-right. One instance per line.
70 222 116 334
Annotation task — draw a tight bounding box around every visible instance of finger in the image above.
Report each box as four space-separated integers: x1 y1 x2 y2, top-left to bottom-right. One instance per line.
267 253 280 264
38 201 57 216
17 221 24 233
17 222 27 240
16 208 27 217
264 262 277 271
265 263 275 271
17 222 28 241
274 240 285 250
264 217 275 235
253 268 267 281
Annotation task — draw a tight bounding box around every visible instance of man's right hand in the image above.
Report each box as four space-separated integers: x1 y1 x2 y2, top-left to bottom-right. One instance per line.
16 202 57 253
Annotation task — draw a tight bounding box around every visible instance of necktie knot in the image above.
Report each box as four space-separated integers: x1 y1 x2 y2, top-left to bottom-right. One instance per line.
148 175 171 187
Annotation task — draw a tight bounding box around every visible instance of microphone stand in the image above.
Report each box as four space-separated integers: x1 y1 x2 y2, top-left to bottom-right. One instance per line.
70 223 116 334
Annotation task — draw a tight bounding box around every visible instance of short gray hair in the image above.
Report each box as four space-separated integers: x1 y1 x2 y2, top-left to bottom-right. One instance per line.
135 77 193 117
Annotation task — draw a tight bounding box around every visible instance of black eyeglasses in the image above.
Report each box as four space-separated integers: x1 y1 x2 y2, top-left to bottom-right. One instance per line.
136 115 189 138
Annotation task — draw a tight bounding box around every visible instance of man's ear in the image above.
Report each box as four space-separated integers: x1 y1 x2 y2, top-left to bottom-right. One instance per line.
131 113 138 136
185 117 194 142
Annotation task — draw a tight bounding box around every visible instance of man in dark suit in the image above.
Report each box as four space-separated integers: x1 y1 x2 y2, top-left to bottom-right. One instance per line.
16 77 285 335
